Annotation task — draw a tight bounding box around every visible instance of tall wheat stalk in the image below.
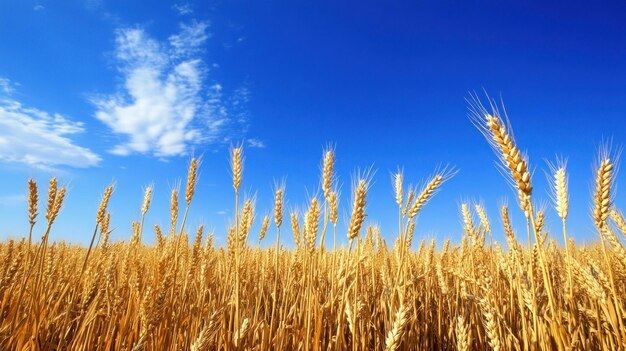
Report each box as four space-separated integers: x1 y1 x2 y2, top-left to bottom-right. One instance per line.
592 152 625 339
547 160 574 299
230 147 243 346
269 185 283 344
469 95 565 349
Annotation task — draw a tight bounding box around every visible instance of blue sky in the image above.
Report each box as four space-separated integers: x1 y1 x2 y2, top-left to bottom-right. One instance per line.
1 0 626 247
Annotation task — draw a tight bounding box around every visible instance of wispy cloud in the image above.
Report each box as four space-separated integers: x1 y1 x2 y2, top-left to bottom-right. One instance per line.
247 138 265 148
33 4 45 11
0 78 101 169
169 21 209 58
0 78 15 94
173 3 193 16
92 21 248 157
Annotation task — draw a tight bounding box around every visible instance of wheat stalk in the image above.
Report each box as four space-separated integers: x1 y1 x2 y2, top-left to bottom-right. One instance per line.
547 160 573 297
274 188 283 228
27 179 38 227
407 167 456 222
6 127 626 350
474 203 490 234
394 171 403 207
186 158 198 205
593 158 613 228
348 179 368 241
170 188 179 236
402 188 414 218
141 185 152 216
306 198 320 252
290 211 300 247
191 310 221 351
322 148 335 200
259 215 270 243
456 313 470 351
469 97 532 212
384 304 410 351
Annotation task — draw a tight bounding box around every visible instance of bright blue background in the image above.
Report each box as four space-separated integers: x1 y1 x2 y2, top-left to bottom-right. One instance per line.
1 0 625 247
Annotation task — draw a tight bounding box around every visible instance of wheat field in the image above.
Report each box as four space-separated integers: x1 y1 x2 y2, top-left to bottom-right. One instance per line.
1 99 626 350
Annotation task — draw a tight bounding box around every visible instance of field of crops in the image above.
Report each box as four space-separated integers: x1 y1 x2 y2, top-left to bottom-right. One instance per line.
1 100 625 350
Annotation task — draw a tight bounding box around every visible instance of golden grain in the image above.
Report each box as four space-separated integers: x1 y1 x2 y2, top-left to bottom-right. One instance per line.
2 102 626 350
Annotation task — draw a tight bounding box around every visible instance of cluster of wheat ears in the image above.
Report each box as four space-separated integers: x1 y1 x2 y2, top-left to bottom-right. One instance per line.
1 98 626 351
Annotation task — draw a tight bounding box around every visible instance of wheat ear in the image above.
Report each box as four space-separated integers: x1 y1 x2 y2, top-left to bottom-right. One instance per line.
348 178 368 240
385 304 410 351
322 148 335 200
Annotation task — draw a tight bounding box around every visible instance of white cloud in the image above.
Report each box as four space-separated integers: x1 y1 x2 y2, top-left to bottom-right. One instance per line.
173 3 193 16
33 4 45 11
247 138 265 148
0 78 14 94
169 21 209 58
92 21 245 157
0 80 101 168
